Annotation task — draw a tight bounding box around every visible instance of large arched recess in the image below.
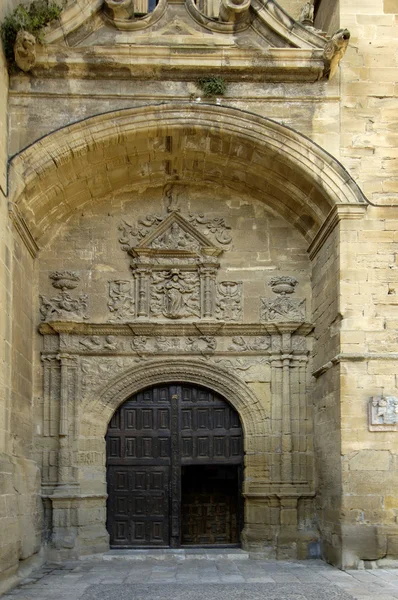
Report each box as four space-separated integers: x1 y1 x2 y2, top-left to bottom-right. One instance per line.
7 102 367 249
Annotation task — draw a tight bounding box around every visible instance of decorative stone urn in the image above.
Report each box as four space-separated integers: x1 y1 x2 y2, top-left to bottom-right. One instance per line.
49 271 80 290
269 275 298 295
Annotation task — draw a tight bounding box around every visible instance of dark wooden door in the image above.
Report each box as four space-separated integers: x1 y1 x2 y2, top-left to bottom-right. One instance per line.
106 384 243 548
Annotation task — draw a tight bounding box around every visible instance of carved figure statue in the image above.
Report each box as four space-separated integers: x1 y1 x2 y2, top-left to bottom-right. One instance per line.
104 0 134 20
151 270 200 319
151 222 198 251
299 1 314 24
14 30 36 72
323 29 351 80
219 0 250 24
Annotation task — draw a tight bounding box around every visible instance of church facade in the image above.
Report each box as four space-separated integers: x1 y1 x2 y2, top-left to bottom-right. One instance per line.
1 0 398 592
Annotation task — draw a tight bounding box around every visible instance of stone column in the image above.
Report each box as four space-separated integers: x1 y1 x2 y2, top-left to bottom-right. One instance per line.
135 268 150 318
200 266 217 319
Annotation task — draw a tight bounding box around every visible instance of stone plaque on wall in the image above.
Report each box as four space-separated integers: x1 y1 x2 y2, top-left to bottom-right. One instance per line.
369 395 398 431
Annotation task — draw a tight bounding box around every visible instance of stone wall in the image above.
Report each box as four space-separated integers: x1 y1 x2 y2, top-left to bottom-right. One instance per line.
335 0 398 569
0 1 43 593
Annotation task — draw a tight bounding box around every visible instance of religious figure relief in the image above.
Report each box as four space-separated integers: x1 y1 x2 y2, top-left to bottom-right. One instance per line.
186 336 217 355
323 29 350 80
150 223 201 252
216 281 242 321
369 395 398 431
79 336 118 352
39 271 88 322
108 280 135 321
261 276 305 323
151 270 200 319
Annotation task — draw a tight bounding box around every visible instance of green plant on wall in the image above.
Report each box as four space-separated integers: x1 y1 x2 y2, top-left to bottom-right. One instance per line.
196 76 227 97
1 0 62 67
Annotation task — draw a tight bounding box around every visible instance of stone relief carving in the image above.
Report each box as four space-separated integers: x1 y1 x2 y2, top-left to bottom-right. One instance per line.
187 213 232 249
186 336 217 355
108 280 135 321
151 270 200 319
216 281 242 322
40 271 88 322
80 357 132 394
323 29 350 80
369 395 398 431
116 206 240 322
151 223 201 252
14 30 36 72
131 336 149 356
79 335 118 352
228 336 271 351
291 336 308 353
261 276 305 323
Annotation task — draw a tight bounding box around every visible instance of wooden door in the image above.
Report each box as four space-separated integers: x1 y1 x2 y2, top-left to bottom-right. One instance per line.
106 384 243 548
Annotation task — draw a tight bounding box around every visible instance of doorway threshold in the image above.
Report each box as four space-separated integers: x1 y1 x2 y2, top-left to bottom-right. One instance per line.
80 548 249 562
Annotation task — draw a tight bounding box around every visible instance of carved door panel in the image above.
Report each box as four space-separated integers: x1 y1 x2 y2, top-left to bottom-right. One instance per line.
106 384 243 548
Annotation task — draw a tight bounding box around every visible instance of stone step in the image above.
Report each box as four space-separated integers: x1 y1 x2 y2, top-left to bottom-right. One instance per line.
80 548 250 562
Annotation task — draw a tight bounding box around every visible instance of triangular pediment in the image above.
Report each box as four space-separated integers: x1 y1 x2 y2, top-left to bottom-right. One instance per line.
136 212 222 256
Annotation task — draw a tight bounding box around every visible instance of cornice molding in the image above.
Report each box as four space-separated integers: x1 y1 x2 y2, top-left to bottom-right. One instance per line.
39 321 314 336
307 204 367 260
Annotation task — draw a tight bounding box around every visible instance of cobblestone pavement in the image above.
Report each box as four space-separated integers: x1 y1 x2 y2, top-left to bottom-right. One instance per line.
3 551 398 600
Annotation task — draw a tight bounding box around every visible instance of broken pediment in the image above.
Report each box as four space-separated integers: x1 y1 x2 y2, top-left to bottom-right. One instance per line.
31 0 342 82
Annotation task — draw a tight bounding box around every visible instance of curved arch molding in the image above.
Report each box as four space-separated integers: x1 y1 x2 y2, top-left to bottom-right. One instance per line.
80 357 266 443
8 103 368 253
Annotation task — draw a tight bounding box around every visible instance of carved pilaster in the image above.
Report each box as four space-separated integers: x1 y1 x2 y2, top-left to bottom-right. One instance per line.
281 333 292 483
41 354 60 438
57 353 78 485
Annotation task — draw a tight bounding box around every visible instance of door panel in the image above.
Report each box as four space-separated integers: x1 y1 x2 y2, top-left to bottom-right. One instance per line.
106 384 243 548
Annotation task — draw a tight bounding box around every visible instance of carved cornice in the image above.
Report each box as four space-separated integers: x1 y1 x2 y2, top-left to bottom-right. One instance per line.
308 204 367 260
39 321 314 336
32 46 326 83
8 202 39 258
